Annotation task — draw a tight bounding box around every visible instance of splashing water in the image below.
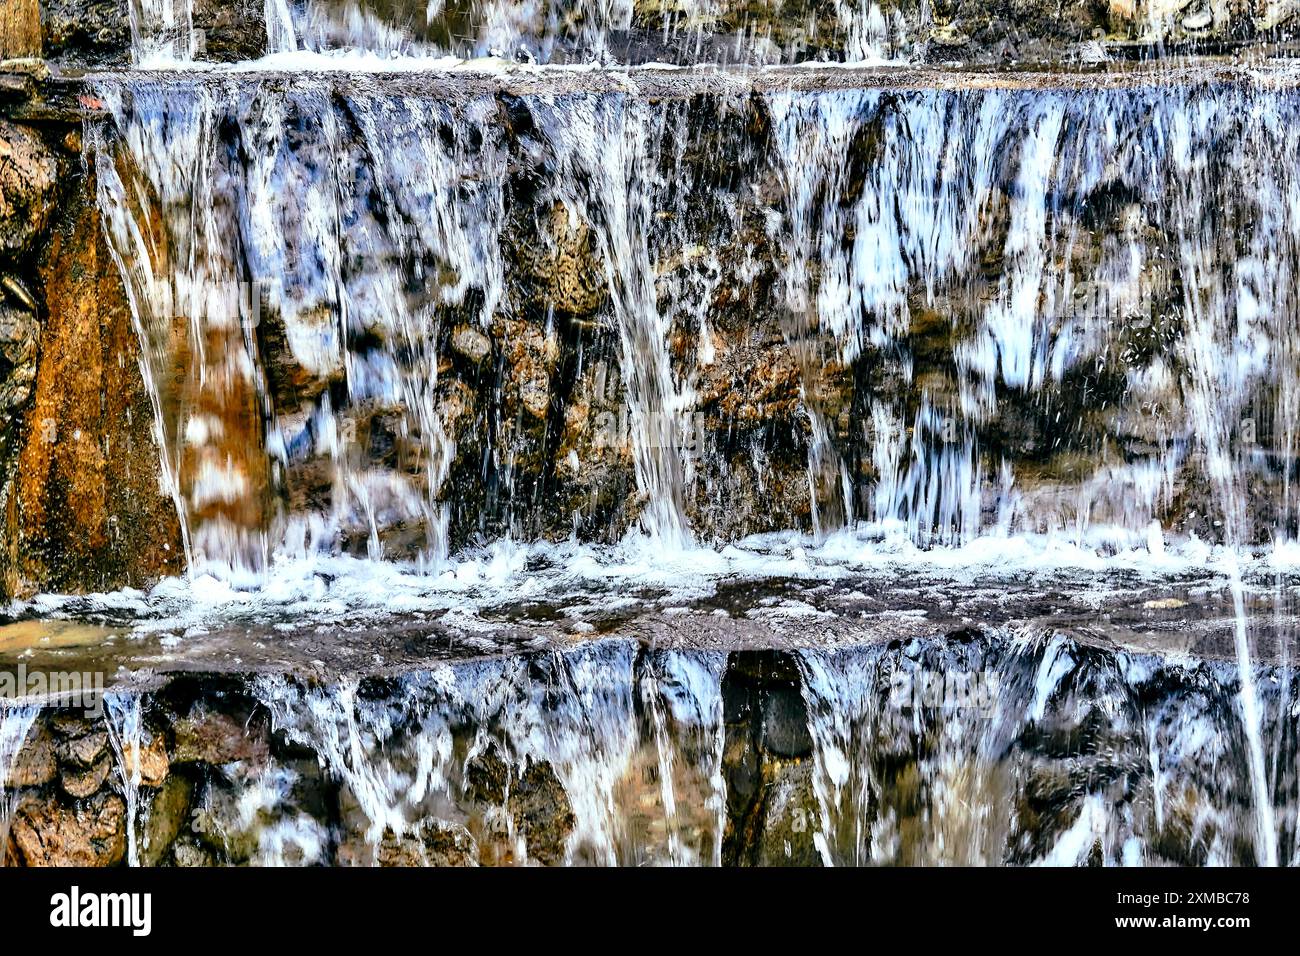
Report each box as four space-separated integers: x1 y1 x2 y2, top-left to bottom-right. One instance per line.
253 642 727 865
49 55 1300 869
0 634 1269 866
92 75 505 580
129 0 197 65
90 71 1300 568
105 693 145 867
0 704 39 861
261 0 908 66
531 94 698 548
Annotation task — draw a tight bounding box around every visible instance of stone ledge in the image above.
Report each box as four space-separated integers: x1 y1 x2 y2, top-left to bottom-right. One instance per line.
1 609 1292 866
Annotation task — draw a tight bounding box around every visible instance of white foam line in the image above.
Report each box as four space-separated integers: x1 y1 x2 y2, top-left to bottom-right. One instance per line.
7 524 1285 638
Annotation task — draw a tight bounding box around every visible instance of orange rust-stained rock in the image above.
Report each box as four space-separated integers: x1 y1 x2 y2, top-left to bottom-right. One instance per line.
5 791 127 867
2 174 182 597
121 733 171 788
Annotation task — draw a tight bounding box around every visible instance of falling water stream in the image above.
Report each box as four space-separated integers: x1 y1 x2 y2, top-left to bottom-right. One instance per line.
64 64 1300 866
5 0 1300 867
0 704 39 862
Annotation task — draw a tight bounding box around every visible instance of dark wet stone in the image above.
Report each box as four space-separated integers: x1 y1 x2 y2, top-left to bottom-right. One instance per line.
760 684 813 758
142 773 193 866
59 754 111 798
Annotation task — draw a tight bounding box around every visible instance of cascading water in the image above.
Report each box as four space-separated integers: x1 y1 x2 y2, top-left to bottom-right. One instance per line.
250 643 727 865
128 0 196 64
794 631 1297 866
260 0 907 65
0 704 39 861
63 70 1300 868
529 94 699 548
7 0 1300 869
3 628 1287 866
86 71 1300 564
104 693 145 867
92 75 506 578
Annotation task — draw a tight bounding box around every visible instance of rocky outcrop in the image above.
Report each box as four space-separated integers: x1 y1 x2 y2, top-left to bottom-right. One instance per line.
0 118 54 257
1 0 42 59
4 66 1298 595
0 624 1292 866
30 0 1300 67
38 0 129 65
0 75 182 599
720 651 821 865
0 113 53 455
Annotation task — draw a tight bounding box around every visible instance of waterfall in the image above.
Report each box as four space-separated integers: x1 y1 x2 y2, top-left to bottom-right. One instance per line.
531 95 698 548
0 704 39 861
25 17 1300 869
793 632 1294 866
265 0 299 54
86 72 1300 565
252 643 727 865
0 635 1272 866
128 0 197 64
105 693 144 867
92 75 506 579
259 0 911 65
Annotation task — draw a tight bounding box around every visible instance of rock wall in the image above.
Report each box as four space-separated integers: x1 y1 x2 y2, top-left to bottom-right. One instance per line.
0 74 181 599
8 68 1300 593
1 631 1293 866
31 0 1300 67
1 0 42 58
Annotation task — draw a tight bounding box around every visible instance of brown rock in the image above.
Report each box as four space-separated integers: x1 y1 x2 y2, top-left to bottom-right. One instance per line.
121 733 170 787
467 749 575 865
510 759 576 865
0 300 38 415
48 712 93 737
438 378 476 435
6 721 56 787
0 120 57 258
58 729 107 768
169 836 217 867
39 0 131 65
172 708 271 768
451 324 492 363
339 821 478 867
517 201 607 317
256 302 344 407
60 754 110 798
142 773 192 866
191 0 268 61
501 319 554 421
7 790 126 866
4 187 182 598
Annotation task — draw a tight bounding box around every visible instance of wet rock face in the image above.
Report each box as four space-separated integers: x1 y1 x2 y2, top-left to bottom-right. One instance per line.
191 0 268 61
40 0 131 66
0 631 1291 866
0 119 56 260
0 300 38 418
90 72 1300 570
12 68 1300 592
721 652 820 865
33 0 1300 66
1 173 183 598
6 790 127 866
0 60 188 601
0 110 59 597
